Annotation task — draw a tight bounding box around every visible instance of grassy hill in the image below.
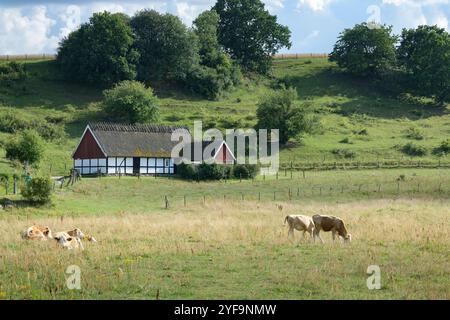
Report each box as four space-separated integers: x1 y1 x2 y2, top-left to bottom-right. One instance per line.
0 57 449 177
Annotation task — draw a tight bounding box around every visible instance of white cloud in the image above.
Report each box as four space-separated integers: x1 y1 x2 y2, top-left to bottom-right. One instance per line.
430 12 449 30
58 5 81 39
0 6 58 54
263 0 284 13
297 0 336 11
382 0 449 30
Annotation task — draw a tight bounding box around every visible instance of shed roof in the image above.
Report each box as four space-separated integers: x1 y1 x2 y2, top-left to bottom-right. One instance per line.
88 122 189 158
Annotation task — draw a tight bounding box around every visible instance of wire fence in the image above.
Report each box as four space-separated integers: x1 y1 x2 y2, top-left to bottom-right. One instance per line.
273 53 329 59
0 54 56 61
160 179 449 209
0 53 329 62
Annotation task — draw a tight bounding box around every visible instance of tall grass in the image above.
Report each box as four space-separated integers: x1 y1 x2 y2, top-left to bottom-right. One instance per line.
0 198 449 299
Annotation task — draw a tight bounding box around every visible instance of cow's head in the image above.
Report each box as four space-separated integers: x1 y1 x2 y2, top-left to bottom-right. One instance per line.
344 234 352 243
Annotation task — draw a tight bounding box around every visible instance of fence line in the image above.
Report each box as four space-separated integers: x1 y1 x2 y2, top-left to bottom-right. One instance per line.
273 53 329 59
160 179 449 209
0 54 56 61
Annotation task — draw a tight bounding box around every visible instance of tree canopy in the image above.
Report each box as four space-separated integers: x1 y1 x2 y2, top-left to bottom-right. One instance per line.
130 10 199 82
397 25 450 103
329 23 397 76
103 80 159 123
256 87 318 145
213 0 291 74
5 129 44 165
57 11 139 86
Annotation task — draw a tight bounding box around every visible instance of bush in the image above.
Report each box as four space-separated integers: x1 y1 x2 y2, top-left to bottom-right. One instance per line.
21 177 52 204
177 163 196 179
5 130 45 165
332 148 357 159
0 111 29 133
400 142 427 156
0 62 27 86
103 80 159 123
405 126 424 140
339 137 351 144
233 164 258 179
433 139 450 156
31 121 66 141
197 163 224 180
256 87 318 145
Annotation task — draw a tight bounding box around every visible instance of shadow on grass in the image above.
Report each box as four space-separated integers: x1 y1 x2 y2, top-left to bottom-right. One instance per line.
281 68 448 120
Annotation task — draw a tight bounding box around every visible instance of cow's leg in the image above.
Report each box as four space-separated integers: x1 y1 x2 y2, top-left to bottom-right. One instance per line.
332 230 336 242
288 226 294 238
314 228 324 244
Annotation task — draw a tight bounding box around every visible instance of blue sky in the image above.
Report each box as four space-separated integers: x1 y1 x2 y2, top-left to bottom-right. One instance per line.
0 0 449 54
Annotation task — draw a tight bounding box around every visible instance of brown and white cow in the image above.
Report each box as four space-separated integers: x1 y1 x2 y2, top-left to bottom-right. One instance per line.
53 232 83 250
65 228 97 243
21 225 53 241
284 215 315 240
312 214 351 243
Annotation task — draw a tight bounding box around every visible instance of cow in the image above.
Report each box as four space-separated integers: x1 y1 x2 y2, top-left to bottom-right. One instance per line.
284 215 315 240
21 225 53 241
53 232 83 250
65 228 97 243
312 214 351 243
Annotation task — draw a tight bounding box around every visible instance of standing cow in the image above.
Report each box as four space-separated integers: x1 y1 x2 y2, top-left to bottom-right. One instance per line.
312 214 351 243
284 215 315 241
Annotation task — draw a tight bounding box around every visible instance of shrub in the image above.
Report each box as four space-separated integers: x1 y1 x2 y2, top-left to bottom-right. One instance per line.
5 130 45 165
432 139 450 156
31 121 66 141
177 163 196 179
332 148 356 159
197 163 224 180
0 111 29 133
0 61 27 86
21 177 52 204
339 137 351 144
103 80 159 123
401 142 427 156
256 87 318 145
233 164 259 179
405 126 424 140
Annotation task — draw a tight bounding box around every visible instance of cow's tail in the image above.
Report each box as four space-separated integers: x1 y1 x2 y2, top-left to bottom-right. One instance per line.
284 216 289 225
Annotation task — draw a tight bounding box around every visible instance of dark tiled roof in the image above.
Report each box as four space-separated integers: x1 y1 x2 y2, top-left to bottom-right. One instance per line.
188 140 224 162
89 122 189 157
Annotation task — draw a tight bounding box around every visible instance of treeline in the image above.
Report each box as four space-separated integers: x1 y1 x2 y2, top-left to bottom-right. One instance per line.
330 23 450 104
57 0 291 99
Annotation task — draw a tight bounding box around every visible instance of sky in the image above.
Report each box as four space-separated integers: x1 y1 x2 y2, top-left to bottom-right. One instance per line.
0 0 449 55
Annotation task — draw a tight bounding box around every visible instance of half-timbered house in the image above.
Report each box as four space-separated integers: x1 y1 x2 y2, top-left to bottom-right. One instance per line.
72 123 235 175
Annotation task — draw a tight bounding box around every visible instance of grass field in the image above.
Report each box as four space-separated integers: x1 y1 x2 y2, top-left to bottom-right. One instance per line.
0 58 448 177
0 58 449 300
1 197 449 299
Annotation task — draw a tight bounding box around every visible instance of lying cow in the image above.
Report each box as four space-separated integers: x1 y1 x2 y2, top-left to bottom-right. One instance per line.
284 215 315 240
53 232 83 250
21 225 53 241
65 228 97 243
312 214 351 243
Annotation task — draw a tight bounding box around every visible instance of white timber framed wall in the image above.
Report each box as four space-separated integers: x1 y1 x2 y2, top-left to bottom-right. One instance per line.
74 157 175 175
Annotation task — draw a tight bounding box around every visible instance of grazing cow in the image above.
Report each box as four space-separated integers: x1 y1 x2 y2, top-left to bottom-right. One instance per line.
21 225 53 241
53 232 83 250
312 214 351 243
284 215 315 240
65 228 97 243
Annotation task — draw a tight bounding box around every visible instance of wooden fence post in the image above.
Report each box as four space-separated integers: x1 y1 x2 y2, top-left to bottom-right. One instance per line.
13 176 17 195
164 196 169 209
258 192 261 201
184 195 186 207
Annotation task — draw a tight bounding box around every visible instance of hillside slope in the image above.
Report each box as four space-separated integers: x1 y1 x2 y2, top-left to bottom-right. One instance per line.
0 58 449 176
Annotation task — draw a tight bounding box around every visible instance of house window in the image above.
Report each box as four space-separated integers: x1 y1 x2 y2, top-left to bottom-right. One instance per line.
74 158 107 175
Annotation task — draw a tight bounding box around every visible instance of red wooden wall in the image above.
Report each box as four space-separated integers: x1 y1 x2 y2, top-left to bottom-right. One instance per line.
73 129 106 159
